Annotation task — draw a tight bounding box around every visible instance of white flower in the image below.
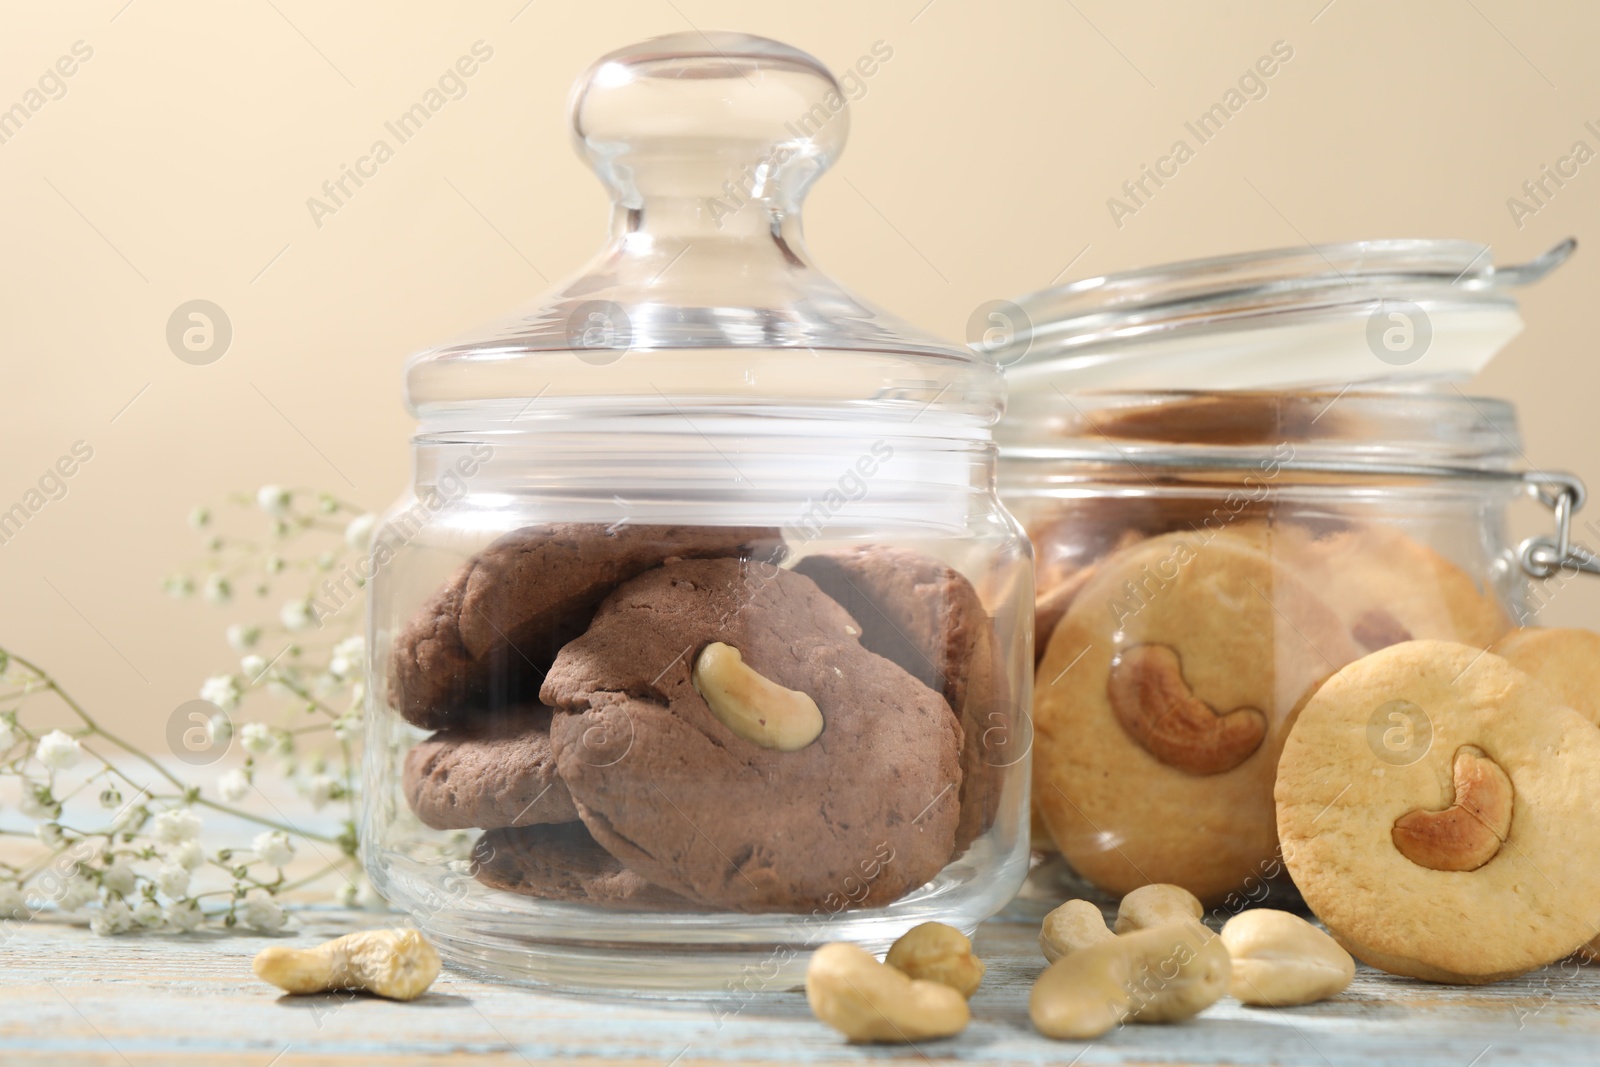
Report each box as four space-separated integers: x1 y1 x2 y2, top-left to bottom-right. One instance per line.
132 900 165 928
253 831 294 869
188 505 211 529
164 901 204 931
356 878 386 911
332 714 363 743
345 514 377 551
0 883 30 920
240 654 268 681
164 575 196 598
0 719 16 752
280 598 317 632
336 881 359 907
227 624 261 651
202 574 233 605
37 730 82 771
209 712 232 747
57 876 98 911
306 774 337 811
200 674 242 712
240 722 274 754
102 859 137 896
240 889 287 933
90 897 133 936
36 822 63 848
18 789 56 820
165 840 204 871
156 864 190 899
150 808 203 844
329 635 365 680
217 769 250 803
257 485 292 515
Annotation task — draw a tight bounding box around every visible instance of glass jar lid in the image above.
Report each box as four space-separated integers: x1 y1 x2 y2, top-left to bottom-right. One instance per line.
406 32 994 429
992 238 1575 392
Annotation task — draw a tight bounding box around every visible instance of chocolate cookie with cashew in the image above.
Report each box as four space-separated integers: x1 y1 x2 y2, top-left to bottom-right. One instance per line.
540 557 963 913
794 546 1011 854
1276 640 1600 983
402 705 578 830
472 821 691 910
388 523 782 728
1033 525 1360 904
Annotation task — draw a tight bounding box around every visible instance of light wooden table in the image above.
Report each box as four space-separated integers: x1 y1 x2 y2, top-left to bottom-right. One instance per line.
3 906 1595 1067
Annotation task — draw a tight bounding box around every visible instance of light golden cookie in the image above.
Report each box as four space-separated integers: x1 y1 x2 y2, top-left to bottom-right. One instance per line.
1034 526 1359 904
1275 523 1511 654
1490 628 1600 725
1276 640 1600 984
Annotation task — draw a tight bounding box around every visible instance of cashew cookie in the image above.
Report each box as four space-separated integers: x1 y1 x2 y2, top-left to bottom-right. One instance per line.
402 705 578 830
1490 627 1600 724
388 523 781 728
540 557 962 913
1034 525 1359 903
1276 640 1600 983
794 545 1010 854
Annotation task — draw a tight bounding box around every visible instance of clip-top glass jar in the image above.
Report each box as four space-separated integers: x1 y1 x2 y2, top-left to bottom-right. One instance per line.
361 32 1032 992
992 238 1590 915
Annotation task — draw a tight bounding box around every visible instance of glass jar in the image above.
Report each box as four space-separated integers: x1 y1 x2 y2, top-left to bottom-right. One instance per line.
992 239 1588 912
360 32 1032 993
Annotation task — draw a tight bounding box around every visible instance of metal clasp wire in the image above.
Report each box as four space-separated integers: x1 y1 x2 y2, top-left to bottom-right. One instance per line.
1518 471 1600 579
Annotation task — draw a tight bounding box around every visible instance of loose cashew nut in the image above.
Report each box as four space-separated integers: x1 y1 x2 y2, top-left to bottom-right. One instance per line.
806 942 970 1043
1391 745 1513 871
1115 883 1204 934
1030 920 1231 1040
885 922 985 998
1039 899 1115 963
1107 644 1267 775
1219 909 1354 1006
692 642 823 751
252 929 441 1000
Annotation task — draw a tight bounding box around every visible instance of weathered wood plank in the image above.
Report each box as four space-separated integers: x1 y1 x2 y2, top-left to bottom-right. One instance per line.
1 908 1596 1066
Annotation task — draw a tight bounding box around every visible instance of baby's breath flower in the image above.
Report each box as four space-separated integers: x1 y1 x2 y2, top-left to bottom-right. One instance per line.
165 840 204 871
150 808 203 844
132 900 165 928
164 575 196 598
240 889 287 933
306 774 337 811
58 876 98 912
91 897 133 936
0 718 17 752
344 514 377 551
356 878 386 910
217 769 250 803
188 505 212 529
164 901 204 931
156 864 191 899
36 729 82 771
0 883 29 920
35 822 63 848
240 723 274 754
18 787 58 820
226 624 261 651
332 715 363 743
209 712 233 746
102 859 137 896
203 574 233 605
240 654 268 682
200 674 243 712
264 554 286 575
279 599 317 632
256 485 292 516
329 636 364 681
253 831 294 869
336 881 359 907
98 786 123 809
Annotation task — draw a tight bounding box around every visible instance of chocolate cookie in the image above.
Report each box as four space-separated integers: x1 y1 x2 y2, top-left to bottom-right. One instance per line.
793 546 1009 853
389 524 781 728
541 557 962 913
472 822 689 910
402 706 578 830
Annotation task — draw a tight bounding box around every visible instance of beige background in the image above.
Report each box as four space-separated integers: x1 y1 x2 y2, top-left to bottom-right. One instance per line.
3 0 1597 746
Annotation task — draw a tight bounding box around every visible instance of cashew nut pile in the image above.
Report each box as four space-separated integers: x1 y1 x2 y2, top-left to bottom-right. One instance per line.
253 928 441 1001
